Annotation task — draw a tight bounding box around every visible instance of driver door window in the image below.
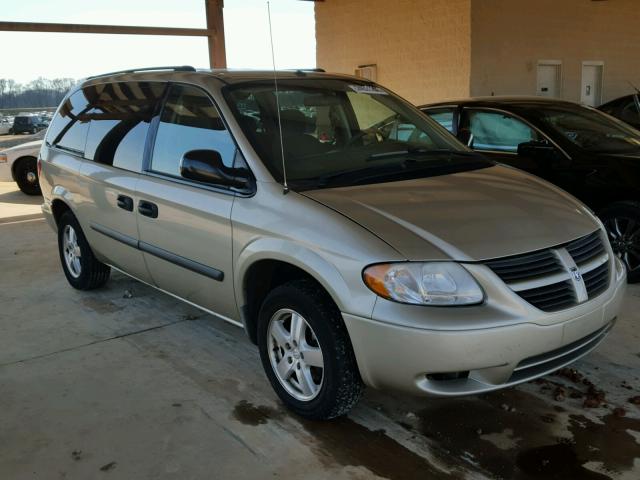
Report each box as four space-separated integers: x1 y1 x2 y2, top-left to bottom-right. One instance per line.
150 84 236 179
466 110 538 153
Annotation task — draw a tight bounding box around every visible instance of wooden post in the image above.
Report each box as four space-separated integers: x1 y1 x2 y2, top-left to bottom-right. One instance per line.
205 0 227 69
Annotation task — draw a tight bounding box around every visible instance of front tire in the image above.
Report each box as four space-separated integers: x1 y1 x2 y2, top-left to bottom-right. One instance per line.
600 201 640 283
57 211 110 290
14 157 41 195
257 280 364 420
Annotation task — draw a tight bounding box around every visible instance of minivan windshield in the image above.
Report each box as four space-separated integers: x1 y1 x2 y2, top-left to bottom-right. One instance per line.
537 105 640 154
224 79 491 189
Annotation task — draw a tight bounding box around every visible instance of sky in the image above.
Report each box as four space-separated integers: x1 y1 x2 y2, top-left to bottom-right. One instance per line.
0 0 316 84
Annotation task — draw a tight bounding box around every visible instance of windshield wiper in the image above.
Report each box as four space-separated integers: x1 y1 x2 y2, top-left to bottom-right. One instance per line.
313 155 485 188
367 148 473 160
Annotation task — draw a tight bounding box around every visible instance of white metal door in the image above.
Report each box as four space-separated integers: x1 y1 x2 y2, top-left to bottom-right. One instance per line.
581 63 603 107
537 63 561 98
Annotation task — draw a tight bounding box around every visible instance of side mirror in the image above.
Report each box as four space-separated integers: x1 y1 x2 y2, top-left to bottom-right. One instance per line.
517 140 556 160
180 149 251 189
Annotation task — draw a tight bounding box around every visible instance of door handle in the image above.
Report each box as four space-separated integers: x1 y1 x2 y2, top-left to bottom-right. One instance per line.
138 200 158 218
117 194 134 212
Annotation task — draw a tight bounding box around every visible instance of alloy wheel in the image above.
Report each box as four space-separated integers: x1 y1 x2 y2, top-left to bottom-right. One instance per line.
63 224 82 278
605 216 640 273
267 308 324 401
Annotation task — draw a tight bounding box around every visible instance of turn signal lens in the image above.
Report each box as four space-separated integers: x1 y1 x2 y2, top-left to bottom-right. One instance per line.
363 262 484 306
0 153 7 164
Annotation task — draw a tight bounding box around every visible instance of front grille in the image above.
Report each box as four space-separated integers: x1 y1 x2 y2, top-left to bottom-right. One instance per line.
485 250 563 282
517 280 576 312
583 262 610 298
486 230 611 312
566 230 606 265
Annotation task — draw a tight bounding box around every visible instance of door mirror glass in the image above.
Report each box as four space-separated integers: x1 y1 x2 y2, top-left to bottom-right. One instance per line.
180 149 250 189
517 140 556 159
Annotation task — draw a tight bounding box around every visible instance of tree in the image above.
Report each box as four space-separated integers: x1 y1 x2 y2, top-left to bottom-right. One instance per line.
0 77 76 109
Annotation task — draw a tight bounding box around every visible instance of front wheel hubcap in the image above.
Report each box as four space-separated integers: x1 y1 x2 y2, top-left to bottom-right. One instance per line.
268 309 324 401
63 225 82 278
26 171 37 184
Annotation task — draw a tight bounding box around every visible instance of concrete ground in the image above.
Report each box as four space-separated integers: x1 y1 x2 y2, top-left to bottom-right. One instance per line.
0 180 639 480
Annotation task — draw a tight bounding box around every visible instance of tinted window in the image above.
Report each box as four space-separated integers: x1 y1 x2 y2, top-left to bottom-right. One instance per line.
225 80 475 189
467 110 537 152
538 105 640 154
151 84 236 178
46 90 91 153
424 108 455 133
619 98 639 125
84 82 165 171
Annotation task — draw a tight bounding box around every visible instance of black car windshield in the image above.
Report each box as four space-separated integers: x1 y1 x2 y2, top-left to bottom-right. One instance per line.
224 78 491 189
537 105 640 154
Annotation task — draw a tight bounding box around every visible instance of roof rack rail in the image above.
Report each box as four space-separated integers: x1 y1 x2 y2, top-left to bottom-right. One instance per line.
288 68 326 74
87 65 196 79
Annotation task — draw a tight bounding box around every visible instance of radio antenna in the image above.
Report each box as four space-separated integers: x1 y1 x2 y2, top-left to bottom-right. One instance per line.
267 1 288 194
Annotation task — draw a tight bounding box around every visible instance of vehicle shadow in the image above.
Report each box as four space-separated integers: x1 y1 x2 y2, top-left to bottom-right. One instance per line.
0 188 42 206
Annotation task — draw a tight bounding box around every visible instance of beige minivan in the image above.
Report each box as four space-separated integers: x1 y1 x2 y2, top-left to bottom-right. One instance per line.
39 67 626 419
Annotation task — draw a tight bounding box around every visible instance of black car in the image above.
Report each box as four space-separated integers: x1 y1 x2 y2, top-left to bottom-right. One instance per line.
599 93 640 130
421 97 640 281
10 115 46 135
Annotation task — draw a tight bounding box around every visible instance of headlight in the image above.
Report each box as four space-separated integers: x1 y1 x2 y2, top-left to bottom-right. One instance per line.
363 262 484 306
0 153 7 164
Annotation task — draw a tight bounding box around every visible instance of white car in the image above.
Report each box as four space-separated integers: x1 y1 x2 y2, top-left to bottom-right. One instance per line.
0 140 43 195
0 118 12 135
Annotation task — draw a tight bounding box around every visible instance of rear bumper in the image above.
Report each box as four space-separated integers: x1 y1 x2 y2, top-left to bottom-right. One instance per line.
41 200 56 231
343 258 626 396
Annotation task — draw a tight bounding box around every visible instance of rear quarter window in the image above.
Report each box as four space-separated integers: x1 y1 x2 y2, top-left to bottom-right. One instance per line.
46 90 91 154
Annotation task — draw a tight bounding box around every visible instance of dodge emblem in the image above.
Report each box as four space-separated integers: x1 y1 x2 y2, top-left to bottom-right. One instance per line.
571 267 582 281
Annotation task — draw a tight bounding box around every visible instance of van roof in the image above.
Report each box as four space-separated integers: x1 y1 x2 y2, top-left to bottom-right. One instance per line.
80 67 361 88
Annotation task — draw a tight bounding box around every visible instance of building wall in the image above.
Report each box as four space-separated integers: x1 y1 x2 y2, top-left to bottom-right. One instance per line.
315 0 472 105
470 0 640 104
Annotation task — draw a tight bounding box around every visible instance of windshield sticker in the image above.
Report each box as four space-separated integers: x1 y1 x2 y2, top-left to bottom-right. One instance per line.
349 84 388 95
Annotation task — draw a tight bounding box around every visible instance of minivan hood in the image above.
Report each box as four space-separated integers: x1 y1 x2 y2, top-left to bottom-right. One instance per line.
302 165 599 261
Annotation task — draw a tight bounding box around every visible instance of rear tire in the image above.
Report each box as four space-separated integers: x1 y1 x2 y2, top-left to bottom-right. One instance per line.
14 157 41 196
57 211 110 290
257 279 364 420
599 201 640 283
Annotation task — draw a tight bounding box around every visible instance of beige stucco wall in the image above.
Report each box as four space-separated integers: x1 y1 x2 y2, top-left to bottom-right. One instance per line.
470 0 640 104
315 0 472 105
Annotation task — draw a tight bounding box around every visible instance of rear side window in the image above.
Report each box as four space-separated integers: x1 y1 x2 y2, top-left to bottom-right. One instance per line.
83 82 165 171
466 110 537 153
150 84 236 178
46 90 91 154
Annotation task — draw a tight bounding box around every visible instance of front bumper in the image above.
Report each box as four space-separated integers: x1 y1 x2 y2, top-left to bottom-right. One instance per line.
343 257 626 396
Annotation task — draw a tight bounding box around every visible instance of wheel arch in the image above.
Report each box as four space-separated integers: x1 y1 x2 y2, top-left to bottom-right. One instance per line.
236 240 351 345
51 197 74 226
